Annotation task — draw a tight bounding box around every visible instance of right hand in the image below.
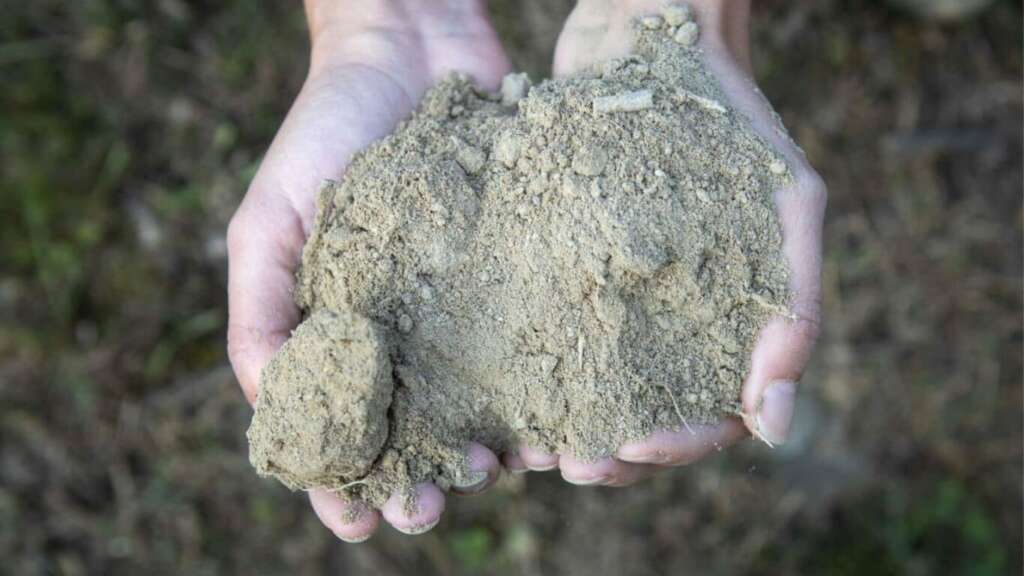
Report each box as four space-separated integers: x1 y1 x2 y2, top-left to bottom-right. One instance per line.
227 0 511 541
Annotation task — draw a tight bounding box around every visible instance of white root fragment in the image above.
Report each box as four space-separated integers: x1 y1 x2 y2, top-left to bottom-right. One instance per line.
662 4 693 27
661 383 695 435
673 21 700 46
678 89 727 114
593 89 654 114
336 479 369 491
500 72 531 106
640 15 664 29
737 408 776 448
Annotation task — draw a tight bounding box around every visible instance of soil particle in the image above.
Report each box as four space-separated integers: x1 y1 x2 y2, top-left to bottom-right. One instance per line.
248 6 793 508
247 310 393 488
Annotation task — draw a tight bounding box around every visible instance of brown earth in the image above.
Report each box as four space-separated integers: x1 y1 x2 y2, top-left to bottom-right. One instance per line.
248 18 791 507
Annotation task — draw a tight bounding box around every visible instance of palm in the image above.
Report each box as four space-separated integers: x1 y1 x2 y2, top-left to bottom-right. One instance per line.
258 18 512 247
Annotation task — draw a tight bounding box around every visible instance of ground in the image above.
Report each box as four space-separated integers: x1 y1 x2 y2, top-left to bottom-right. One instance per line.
1 0 1021 574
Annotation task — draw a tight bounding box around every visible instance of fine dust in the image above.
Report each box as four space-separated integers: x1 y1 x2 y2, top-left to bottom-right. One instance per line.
248 9 793 508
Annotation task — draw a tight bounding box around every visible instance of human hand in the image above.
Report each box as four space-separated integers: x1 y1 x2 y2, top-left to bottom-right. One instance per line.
503 0 827 485
227 0 511 541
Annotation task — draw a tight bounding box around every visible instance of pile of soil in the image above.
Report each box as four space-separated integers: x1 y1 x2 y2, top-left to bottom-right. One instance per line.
248 9 792 507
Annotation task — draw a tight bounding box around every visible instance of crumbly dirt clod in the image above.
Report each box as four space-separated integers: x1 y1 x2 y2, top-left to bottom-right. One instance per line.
248 10 793 508
247 310 393 489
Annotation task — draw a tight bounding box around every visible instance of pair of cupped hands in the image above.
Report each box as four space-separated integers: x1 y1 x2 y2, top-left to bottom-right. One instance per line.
227 0 826 541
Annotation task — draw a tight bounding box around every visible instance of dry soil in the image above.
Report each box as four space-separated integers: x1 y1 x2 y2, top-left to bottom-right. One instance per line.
248 9 792 508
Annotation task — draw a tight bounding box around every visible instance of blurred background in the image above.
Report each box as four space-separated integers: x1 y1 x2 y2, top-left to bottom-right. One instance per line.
2 0 1021 574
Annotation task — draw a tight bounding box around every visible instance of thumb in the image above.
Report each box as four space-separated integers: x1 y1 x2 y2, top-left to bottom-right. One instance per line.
226 191 305 404
741 174 826 445
695 41 827 446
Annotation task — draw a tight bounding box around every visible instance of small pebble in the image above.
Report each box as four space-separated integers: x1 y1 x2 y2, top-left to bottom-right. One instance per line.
674 21 699 46
640 15 663 29
561 175 584 198
573 146 609 176
494 131 523 168
455 145 486 174
398 315 414 333
500 72 531 106
663 4 692 27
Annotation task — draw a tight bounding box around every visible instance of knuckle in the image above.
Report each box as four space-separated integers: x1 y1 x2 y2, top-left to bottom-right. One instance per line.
791 312 822 348
795 166 828 203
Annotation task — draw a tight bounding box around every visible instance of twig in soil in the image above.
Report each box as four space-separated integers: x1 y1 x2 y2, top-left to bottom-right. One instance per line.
745 292 794 319
678 89 727 114
660 382 695 435
337 479 369 491
593 89 654 114
733 407 776 448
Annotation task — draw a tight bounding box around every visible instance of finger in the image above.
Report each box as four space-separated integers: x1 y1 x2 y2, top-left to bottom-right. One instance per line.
553 1 746 78
700 50 827 446
615 419 748 465
226 193 306 405
602 461 659 487
552 0 633 77
741 176 825 445
502 451 529 474
518 445 560 471
558 454 656 487
451 442 501 495
309 489 381 543
380 483 445 535
418 16 513 91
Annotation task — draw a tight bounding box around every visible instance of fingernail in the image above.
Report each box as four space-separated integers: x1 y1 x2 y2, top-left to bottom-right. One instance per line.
453 469 490 493
395 517 440 535
504 453 529 474
563 474 609 486
756 380 797 445
528 461 558 471
337 531 372 543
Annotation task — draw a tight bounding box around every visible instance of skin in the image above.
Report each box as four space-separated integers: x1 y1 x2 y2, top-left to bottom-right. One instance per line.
227 0 825 541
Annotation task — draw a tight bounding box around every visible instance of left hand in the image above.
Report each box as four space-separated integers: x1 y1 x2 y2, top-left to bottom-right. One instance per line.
228 0 512 540
503 0 827 486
